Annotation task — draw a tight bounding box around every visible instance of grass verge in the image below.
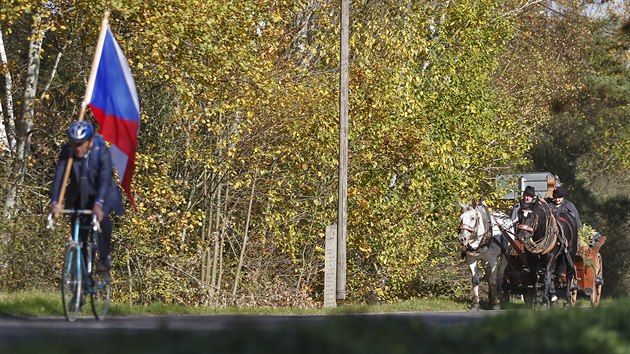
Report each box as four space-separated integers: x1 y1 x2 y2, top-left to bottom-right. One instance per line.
0 290 469 317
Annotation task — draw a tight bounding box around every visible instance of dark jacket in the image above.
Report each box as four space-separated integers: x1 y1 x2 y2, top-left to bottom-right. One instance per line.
50 135 124 215
552 199 581 228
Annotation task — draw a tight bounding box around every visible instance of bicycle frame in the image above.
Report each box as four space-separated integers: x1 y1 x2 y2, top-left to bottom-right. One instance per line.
55 209 109 321
69 211 97 295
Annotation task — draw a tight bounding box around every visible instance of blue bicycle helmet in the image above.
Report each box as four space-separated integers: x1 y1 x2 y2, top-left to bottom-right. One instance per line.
67 121 94 144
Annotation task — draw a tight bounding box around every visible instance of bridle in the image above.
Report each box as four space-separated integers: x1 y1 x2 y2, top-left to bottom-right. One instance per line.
458 215 478 234
517 209 536 234
459 205 492 253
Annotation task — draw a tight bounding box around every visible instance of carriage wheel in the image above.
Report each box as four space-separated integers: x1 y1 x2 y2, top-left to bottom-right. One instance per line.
590 253 603 307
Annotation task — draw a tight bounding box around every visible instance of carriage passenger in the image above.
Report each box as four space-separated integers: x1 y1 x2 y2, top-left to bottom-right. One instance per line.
550 186 582 228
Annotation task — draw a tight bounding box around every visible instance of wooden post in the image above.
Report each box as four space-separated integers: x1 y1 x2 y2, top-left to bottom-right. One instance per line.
546 176 556 198
337 0 349 301
324 224 337 308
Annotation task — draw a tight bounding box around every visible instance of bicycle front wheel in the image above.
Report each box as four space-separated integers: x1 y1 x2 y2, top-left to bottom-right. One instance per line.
90 270 111 320
89 243 111 320
61 242 82 322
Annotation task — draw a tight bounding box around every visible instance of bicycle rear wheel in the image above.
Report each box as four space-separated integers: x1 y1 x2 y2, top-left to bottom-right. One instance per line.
61 242 82 322
90 242 111 320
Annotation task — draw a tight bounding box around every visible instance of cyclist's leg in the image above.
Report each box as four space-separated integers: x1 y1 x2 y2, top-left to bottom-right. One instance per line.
79 217 90 267
97 215 112 270
91 214 112 320
77 216 90 306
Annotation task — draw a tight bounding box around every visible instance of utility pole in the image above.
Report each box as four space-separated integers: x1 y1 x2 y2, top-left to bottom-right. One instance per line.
337 0 349 301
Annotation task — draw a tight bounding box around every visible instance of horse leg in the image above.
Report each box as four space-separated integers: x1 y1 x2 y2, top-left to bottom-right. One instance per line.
543 271 555 306
468 260 480 311
564 255 577 307
565 268 575 307
486 258 500 310
544 256 558 306
526 254 540 308
496 255 509 307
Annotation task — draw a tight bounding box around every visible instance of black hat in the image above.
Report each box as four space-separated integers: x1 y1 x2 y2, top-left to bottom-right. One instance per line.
553 186 566 198
523 186 536 197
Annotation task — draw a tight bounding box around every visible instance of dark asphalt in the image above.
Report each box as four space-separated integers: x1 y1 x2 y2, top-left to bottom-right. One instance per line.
0 310 502 337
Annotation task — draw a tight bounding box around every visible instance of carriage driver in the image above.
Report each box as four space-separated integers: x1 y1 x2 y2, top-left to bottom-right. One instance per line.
510 185 536 221
551 185 582 228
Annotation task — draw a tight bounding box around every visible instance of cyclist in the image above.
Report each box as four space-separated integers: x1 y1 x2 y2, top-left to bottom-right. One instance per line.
50 120 124 272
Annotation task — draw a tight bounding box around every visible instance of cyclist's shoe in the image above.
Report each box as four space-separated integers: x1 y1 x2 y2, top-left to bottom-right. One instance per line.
96 258 111 273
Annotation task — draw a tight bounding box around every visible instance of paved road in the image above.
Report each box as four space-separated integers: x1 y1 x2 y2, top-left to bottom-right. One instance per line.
0 310 511 353
0 310 502 337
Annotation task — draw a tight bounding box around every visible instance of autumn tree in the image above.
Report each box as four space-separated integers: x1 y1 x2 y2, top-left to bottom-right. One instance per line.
2 0 627 304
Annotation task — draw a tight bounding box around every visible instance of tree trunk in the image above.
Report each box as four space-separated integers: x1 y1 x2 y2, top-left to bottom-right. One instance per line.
232 171 257 296
3 16 47 217
216 184 228 296
210 180 222 295
0 29 15 152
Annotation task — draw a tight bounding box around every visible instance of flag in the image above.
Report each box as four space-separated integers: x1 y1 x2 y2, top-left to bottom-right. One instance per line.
87 26 140 209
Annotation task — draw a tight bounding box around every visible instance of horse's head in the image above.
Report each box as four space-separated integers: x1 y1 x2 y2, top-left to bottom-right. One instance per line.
516 201 544 244
458 202 482 247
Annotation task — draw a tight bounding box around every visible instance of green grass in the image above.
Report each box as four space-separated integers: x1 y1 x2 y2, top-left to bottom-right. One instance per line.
327 296 469 314
0 290 468 317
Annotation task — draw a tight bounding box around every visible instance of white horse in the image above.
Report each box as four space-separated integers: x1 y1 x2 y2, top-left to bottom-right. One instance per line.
458 201 516 310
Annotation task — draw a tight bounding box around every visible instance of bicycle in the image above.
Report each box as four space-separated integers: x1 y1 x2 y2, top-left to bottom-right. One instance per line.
48 209 111 321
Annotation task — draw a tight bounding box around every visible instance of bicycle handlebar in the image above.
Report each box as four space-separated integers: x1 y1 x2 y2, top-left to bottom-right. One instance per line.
46 209 101 233
58 209 93 215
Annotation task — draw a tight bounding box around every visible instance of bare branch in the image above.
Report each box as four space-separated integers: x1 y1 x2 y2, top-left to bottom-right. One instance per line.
502 0 545 17
40 44 68 100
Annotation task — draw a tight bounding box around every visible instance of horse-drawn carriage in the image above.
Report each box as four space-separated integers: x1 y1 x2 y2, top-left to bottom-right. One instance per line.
502 227 606 308
458 172 606 309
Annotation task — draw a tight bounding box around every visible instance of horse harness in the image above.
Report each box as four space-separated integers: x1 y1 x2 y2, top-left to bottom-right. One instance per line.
518 199 558 255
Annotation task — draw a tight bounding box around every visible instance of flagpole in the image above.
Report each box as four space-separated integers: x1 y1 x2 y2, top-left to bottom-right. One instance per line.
82 11 110 113
56 11 110 216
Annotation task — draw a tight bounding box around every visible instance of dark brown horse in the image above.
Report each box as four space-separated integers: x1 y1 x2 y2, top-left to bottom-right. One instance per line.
515 198 579 307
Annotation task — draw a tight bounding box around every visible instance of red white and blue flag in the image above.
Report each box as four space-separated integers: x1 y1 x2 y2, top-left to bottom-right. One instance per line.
86 25 139 209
